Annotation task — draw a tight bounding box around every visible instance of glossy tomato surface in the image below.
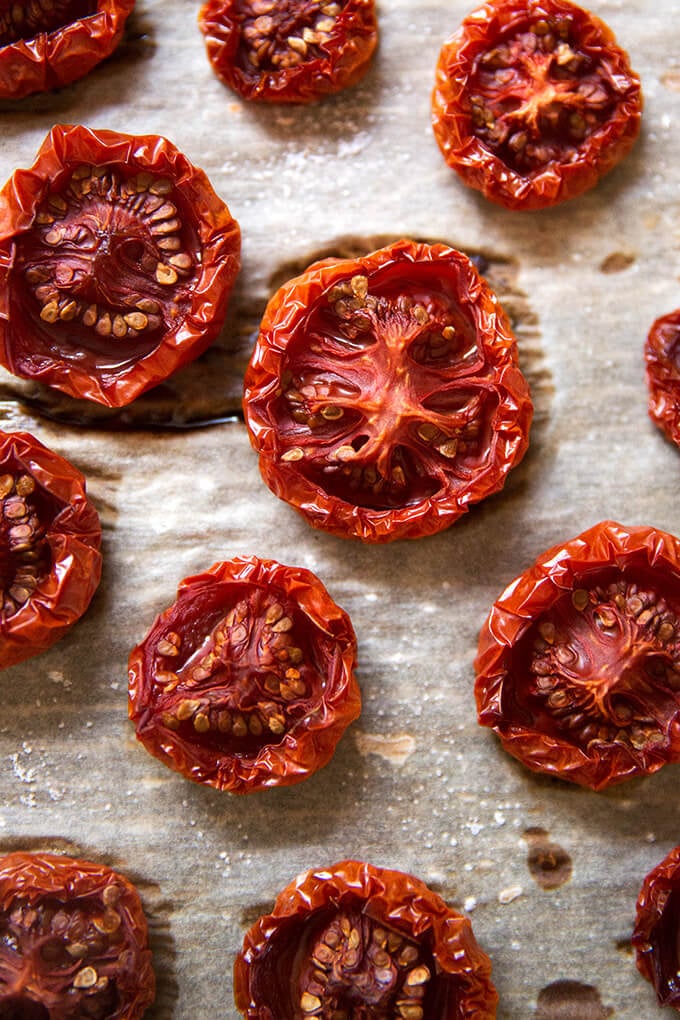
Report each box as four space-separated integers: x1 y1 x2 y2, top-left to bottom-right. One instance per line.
128 556 360 793
0 0 134 100
645 308 680 449
0 429 102 671
198 0 377 102
0 850 155 1019
633 844 680 1010
234 859 498 1018
432 0 642 210
475 521 680 789
243 238 532 543
0 124 241 407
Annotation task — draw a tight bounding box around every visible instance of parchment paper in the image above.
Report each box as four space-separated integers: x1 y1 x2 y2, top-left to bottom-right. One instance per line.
1 0 680 1016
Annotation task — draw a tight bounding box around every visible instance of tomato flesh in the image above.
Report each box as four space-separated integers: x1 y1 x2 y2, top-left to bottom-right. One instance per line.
634 845 680 1008
0 467 53 622
645 308 680 448
0 0 96 43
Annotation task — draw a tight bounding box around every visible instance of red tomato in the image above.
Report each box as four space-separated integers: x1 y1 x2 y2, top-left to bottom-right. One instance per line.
233 859 498 1018
0 429 102 670
645 308 680 449
633 844 680 1009
475 521 680 789
198 0 378 102
0 124 241 407
128 556 360 793
0 0 135 100
0 850 155 1019
243 238 533 542
432 0 642 210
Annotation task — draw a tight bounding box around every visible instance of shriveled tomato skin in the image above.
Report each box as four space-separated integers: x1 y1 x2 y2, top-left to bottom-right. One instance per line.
128 556 360 794
475 521 680 790
633 844 680 1009
0 0 135 100
0 850 155 1019
243 238 532 543
198 0 378 103
234 859 498 1019
0 429 102 671
0 124 241 407
645 309 680 449
432 0 642 210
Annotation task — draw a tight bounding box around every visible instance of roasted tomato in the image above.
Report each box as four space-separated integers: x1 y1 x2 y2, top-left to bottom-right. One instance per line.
432 0 642 210
0 0 134 100
0 850 155 1019
233 859 498 1018
128 556 360 793
633 844 680 1010
0 124 241 407
645 308 680 449
0 429 102 671
198 0 377 103
243 238 532 543
475 521 680 790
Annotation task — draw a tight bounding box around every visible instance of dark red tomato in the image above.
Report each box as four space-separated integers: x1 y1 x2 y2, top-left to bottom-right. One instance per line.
0 851 155 1019
645 308 680 449
243 238 533 543
233 859 498 1019
475 521 680 790
128 556 360 794
0 429 102 670
633 844 680 1010
0 124 241 407
198 0 377 103
0 0 134 100
432 0 642 210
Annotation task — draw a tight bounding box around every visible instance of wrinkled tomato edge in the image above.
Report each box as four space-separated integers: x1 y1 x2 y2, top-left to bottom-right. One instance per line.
198 0 378 103
243 237 533 543
475 520 680 789
0 123 241 407
128 556 360 794
0 850 155 1019
645 308 680 449
234 859 498 1018
633 843 680 1009
432 0 642 210
0 429 102 671
0 0 135 101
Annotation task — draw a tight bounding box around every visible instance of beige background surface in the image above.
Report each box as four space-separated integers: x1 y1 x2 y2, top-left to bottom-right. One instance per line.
1 0 680 1016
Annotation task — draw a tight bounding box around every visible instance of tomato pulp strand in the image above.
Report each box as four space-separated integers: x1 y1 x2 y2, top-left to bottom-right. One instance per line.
244 239 532 541
475 521 680 789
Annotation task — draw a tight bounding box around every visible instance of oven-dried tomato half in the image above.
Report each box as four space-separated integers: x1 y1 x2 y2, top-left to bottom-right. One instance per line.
645 308 680 449
0 429 102 671
0 850 155 1019
633 844 680 1010
0 124 241 407
198 0 377 103
475 520 680 790
233 859 498 1018
243 238 532 543
128 556 359 793
0 0 134 100
432 0 642 210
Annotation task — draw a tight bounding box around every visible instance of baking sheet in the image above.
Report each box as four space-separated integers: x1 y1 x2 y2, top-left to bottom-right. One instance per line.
1 0 680 1015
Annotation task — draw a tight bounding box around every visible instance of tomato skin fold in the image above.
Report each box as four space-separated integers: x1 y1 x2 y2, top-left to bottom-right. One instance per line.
0 429 102 671
198 0 378 103
243 238 532 543
645 308 680 449
128 556 360 794
475 520 680 790
633 844 680 1009
0 0 135 100
432 0 642 210
0 124 241 407
233 859 498 1018
0 851 155 1019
